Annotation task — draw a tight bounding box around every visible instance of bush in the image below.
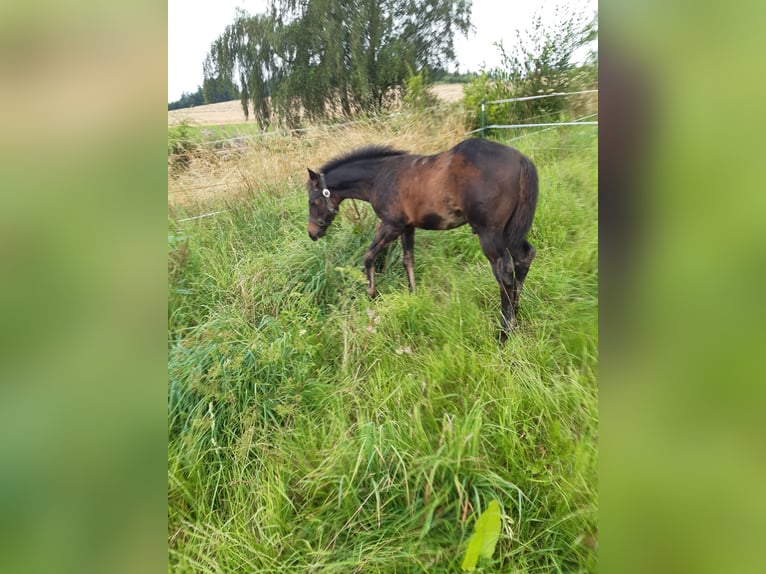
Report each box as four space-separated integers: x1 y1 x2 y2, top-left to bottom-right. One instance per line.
462 72 515 132
463 7 597 134
167 120 201 172
403 66 439 112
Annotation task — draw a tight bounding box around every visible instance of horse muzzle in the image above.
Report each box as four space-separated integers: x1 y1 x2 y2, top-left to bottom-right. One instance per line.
308 221 327 241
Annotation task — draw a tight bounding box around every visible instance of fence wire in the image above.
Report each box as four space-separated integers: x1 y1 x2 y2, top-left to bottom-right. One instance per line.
169 91 597 215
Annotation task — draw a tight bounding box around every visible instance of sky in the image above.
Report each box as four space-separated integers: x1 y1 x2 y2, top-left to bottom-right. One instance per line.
168 0 597 102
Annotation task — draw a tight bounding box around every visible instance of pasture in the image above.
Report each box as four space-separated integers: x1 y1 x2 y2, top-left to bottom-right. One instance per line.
168 105 597 572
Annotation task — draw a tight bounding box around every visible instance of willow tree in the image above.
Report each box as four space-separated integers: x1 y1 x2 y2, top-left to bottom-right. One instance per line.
204 0 472 128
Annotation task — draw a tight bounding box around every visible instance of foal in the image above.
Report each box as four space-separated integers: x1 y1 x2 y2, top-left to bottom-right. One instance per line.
307 138 538 339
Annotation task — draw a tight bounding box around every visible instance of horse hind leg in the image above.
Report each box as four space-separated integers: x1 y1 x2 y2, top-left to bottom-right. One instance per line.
510 240 536 315
477 231 517 341
401 226 416 292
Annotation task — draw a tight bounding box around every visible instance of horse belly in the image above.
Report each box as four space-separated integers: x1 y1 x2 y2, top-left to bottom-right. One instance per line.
417 203 467 230
440 208 468 229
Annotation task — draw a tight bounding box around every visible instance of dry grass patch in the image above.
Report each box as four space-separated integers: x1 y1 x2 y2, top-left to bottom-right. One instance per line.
168 108 469 208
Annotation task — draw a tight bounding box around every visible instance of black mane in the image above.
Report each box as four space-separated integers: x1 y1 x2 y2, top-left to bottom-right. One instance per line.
320 145 407 175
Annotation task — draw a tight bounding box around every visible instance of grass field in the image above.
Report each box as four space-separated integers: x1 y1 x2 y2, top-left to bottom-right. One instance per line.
168 110 598 572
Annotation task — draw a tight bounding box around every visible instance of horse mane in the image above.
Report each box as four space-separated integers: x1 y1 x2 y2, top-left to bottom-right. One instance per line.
320 145 407 175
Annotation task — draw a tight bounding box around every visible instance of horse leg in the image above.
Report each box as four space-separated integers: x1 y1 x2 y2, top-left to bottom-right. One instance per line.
374 244 389 273
364 222 403 298
477 230 517 341
510 240 536 315
401 226 416 292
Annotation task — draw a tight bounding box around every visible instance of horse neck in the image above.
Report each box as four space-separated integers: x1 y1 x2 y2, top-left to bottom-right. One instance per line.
326 158 390 203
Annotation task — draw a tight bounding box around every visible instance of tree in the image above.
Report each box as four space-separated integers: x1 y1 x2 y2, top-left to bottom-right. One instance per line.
204 0 472 128
168 87 205 110
201 54 240 105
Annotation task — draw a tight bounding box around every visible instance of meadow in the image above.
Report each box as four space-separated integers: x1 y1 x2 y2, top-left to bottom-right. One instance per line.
168 104 598 572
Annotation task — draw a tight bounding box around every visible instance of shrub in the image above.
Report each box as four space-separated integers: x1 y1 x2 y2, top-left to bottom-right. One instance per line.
463 7 597 134
403 66 439 112
167 120 201 172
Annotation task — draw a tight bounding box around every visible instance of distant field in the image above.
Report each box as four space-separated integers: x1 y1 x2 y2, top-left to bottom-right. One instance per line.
168 84 465 126
168 105 598 571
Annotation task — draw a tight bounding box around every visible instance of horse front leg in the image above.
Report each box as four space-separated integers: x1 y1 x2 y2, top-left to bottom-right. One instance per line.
364 222 403 298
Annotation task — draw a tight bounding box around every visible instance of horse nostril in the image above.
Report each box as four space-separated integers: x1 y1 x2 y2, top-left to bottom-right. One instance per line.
309 231 317 241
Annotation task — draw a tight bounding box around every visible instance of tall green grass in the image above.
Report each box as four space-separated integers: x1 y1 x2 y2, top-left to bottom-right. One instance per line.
168 127 597 572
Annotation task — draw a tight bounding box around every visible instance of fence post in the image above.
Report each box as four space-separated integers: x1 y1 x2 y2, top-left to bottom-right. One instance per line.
480 99 486 138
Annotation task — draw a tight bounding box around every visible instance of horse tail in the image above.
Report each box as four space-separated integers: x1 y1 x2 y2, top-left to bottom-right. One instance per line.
505 153 539 249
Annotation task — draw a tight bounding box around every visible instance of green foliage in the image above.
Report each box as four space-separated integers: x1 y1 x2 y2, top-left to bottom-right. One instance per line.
463 6 597 133
403 65 439 112
167 120 201 171
168 78 240 111
461 500 502 571
430 69 478 84
462 72 513 131
202 75 240 105
168 87 205 110
168 126 597 571
205 1 472 128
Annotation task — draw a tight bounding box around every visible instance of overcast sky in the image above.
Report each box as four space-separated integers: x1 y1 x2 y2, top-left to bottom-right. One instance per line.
168 0 596 102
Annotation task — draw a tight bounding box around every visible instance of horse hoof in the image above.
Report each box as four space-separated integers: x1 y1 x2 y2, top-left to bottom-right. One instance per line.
499 320 516 342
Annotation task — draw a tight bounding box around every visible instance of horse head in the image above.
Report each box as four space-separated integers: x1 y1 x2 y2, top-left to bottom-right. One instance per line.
306 168 339 240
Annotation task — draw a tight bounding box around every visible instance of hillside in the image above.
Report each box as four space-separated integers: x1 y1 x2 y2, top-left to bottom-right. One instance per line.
168 84 465 126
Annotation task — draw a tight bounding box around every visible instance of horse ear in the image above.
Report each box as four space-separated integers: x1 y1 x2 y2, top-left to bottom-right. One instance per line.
307 168 319 183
